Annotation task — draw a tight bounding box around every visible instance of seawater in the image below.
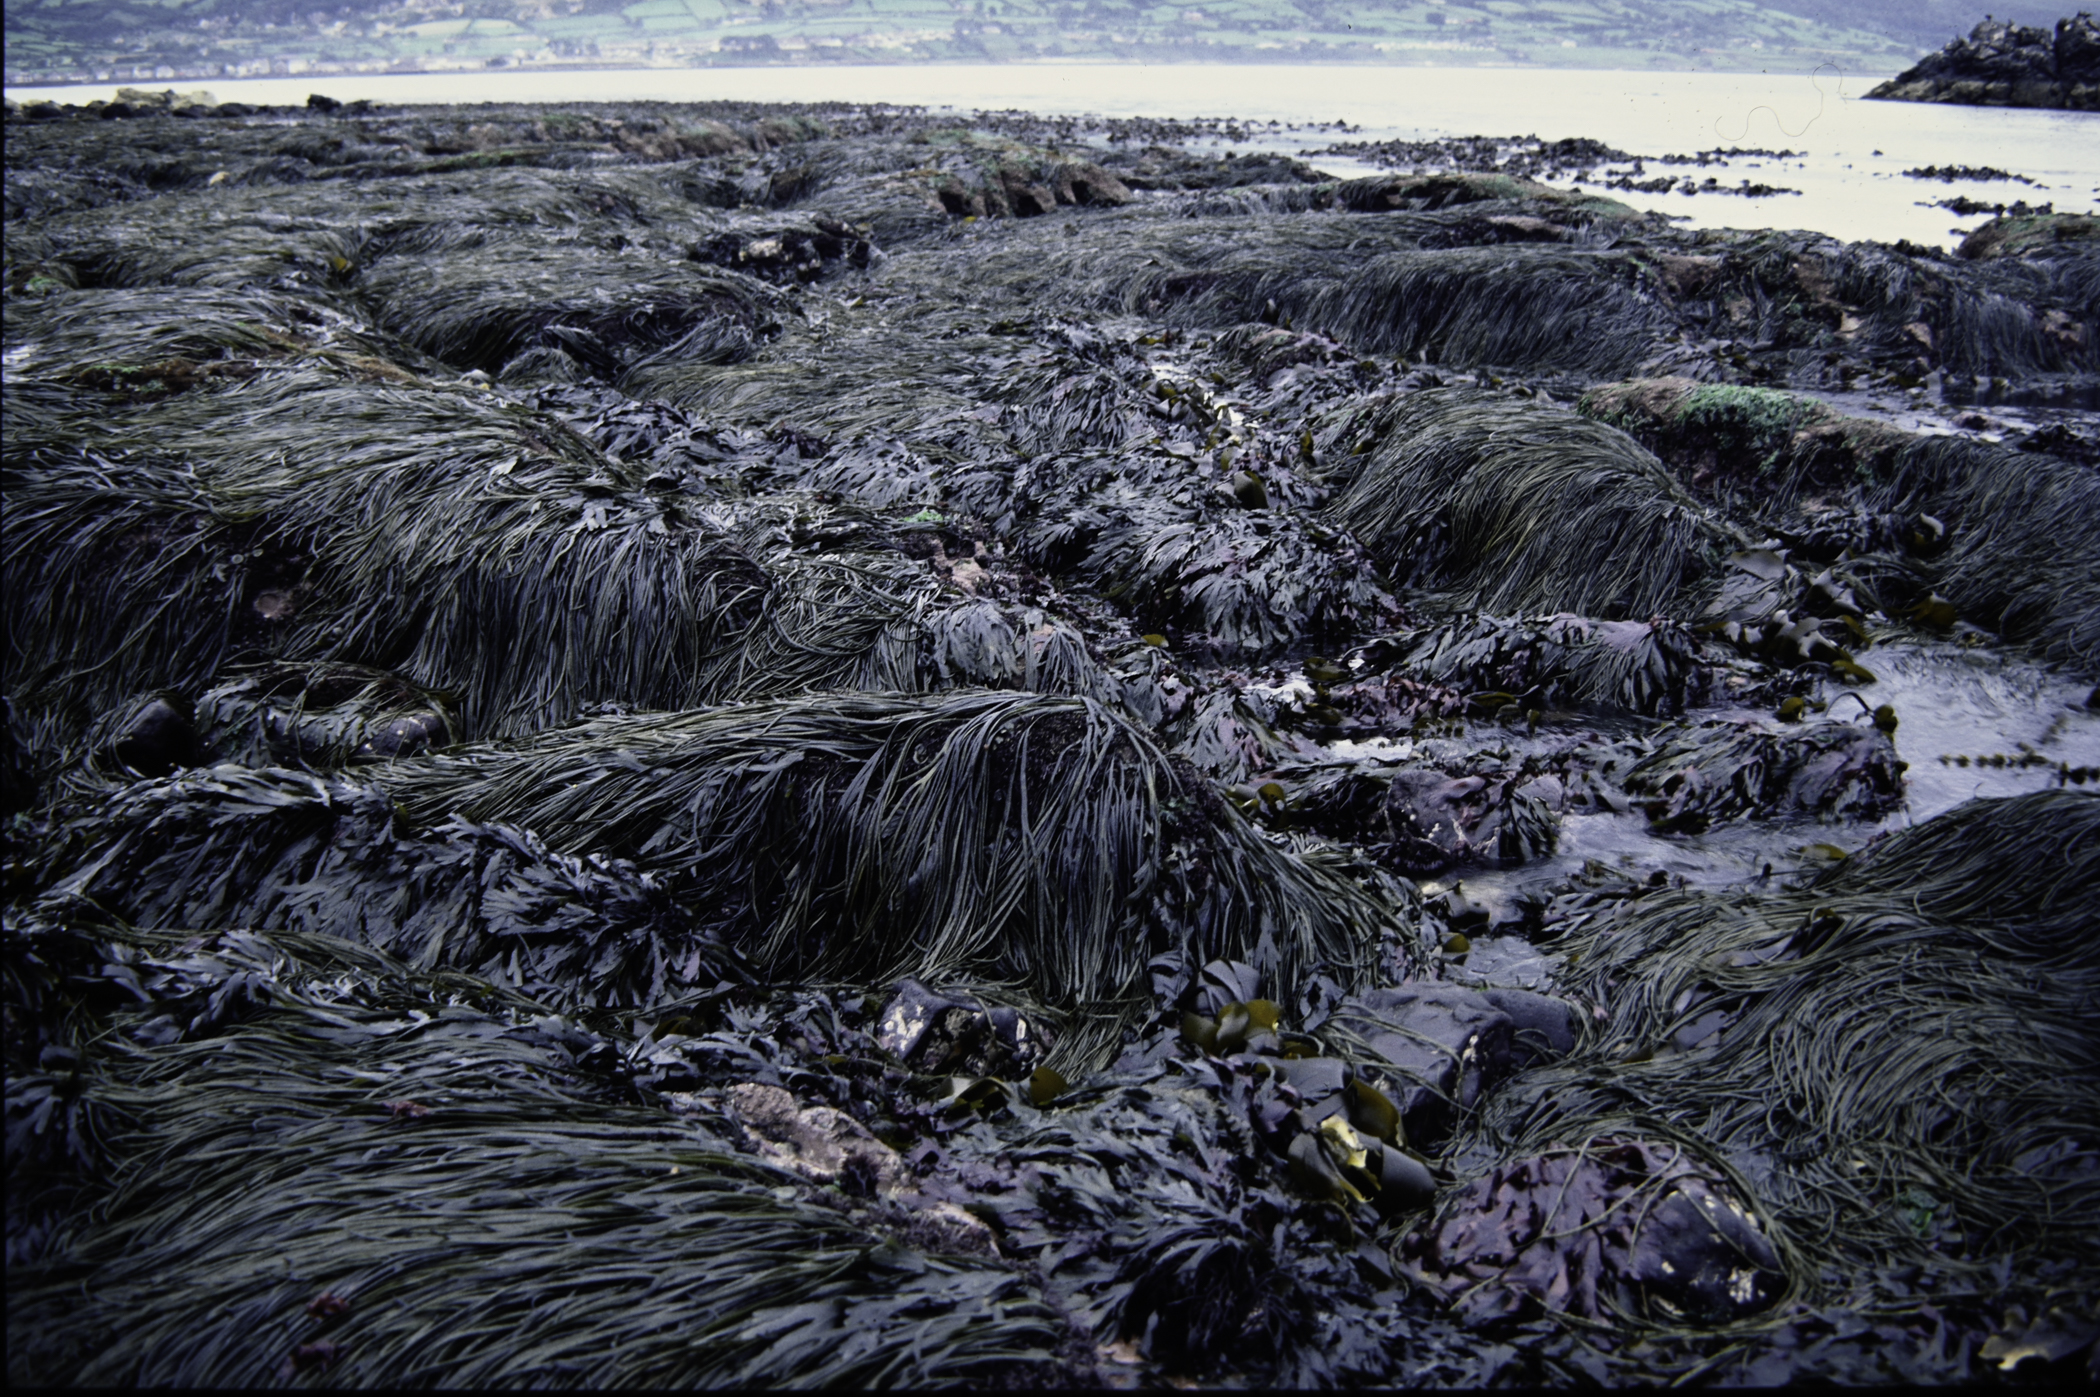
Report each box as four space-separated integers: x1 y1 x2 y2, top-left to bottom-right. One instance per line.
9 63 2097 250
1422 639 2100 923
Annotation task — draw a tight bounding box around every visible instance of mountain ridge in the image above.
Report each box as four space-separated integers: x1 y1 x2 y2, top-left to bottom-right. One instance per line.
8 1 2038 87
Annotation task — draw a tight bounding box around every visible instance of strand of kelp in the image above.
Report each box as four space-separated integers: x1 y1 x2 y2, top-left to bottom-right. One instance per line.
3 920 1062 1389
40 690 1398 1068
1455 790 2100 1305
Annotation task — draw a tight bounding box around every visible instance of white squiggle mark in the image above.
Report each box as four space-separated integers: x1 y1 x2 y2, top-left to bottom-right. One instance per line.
1715 63 1847 143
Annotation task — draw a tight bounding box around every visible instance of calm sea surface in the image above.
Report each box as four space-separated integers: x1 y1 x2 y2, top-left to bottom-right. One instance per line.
9 63 2097 250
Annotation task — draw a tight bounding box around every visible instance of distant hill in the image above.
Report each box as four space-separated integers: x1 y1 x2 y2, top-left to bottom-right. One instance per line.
1 0 2042 88
1761 1 2069 48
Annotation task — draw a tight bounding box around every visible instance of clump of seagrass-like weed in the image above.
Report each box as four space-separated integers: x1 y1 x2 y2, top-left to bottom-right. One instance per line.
1458 790 2100 1307
1327 390 1742 619
1 370 1018 744
2 918 1065 1389
44 690 1397 1066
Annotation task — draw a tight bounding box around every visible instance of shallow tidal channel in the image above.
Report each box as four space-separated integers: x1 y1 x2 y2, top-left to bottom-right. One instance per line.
4 91 2098 1388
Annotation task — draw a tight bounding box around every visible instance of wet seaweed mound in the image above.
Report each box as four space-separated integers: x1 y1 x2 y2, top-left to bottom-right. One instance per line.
44 692 1388 1061
1328 390 1739 618
6 95 2100 1389
1442 791 2100 1377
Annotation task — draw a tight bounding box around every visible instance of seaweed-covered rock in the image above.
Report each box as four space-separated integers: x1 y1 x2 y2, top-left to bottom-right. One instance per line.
1 917 1065 1388
726 1082 908 1194
1401 1138 1785 1325
1958 210 2100 259
1620 717 1905 828
91 694 198 779
1325 985 1517 1147
693 216 874 284
874 977 1050 1078
1475 790 2100 1306
1173 687 1322 782
1579 376 1914 505
1581 378 2100 666
188 663 455 768
1334 170 1635 217
1475 988 1578 1070
1383 767 1564 872
40 766 739 1010
44 692 1394 1061
1362 611 1712 718
1328 391 1738 620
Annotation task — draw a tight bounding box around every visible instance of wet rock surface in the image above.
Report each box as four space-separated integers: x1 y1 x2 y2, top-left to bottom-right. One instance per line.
1327 985 1519 1147
4 96 2098 1389
1401 1137 1786 1326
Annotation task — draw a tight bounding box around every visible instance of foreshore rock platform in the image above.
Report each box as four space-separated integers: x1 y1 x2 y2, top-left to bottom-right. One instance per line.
5 93 2098 1389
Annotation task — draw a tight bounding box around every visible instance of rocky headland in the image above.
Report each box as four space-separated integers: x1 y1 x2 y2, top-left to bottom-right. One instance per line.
1867 12 2100 109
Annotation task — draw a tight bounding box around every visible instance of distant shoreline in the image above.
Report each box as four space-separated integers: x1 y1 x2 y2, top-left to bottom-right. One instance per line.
9 57 1907 105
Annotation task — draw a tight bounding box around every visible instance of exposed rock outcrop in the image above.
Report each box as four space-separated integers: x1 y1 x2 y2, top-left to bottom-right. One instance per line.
1866 13 2100 110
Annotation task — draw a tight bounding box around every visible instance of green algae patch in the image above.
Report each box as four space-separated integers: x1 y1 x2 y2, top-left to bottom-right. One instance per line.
1579 376 1902 491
